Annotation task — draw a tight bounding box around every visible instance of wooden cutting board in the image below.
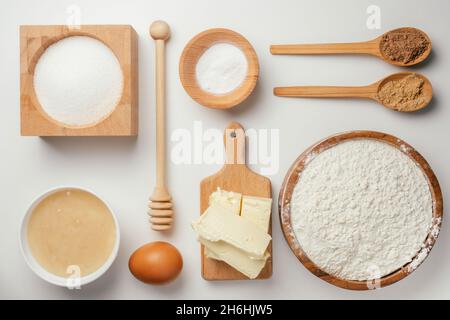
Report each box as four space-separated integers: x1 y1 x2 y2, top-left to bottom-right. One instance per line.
200 122 272 280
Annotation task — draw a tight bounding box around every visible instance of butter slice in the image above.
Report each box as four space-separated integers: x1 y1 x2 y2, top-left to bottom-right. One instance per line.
201 238 269 279
193 204 271 258
209 188 242 215
205 188 242 257
241 196 272 232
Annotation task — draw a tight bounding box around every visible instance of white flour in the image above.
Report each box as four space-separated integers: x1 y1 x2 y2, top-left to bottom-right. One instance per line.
195 43 247 95
34 36 123 127
291 139 433 281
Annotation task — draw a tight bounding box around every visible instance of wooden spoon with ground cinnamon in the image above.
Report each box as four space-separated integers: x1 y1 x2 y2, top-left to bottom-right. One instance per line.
271 27 431 67
274 72 433 112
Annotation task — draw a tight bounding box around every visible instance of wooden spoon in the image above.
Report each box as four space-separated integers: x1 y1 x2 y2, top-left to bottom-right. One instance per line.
271 27 431 66
148 21 173 231
274 72 433 112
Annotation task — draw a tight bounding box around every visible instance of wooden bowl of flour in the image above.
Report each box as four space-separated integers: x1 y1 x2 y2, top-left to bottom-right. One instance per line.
179 28 259 109
279 131 443 290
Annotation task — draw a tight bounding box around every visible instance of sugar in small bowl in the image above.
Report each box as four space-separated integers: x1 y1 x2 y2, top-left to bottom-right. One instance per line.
179 28 259 109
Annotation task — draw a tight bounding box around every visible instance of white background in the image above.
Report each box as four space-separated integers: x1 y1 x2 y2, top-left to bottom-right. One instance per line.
1 0 449 300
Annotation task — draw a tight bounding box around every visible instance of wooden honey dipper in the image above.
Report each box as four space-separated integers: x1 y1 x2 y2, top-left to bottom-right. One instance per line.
148 21 173 231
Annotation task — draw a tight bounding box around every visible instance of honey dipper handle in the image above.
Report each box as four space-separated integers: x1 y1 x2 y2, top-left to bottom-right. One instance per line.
224 122 246 165
150 21 171 201
155 39 166 190
274 85 378 100
270 40 380 56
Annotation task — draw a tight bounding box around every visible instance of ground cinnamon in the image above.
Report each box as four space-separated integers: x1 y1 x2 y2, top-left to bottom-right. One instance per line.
377 74 426 112
380 28 430 64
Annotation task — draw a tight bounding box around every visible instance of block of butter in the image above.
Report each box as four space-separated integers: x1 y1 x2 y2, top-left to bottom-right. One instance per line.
209 188 242 215
204 188 242 257
193 204 271 259
201 238 269 279
241 195 272 232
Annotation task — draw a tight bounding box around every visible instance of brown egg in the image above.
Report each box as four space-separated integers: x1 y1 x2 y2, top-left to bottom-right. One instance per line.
128 241 183 285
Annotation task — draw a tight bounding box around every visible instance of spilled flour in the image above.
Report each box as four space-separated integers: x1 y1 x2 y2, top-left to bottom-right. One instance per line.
291 139 433 281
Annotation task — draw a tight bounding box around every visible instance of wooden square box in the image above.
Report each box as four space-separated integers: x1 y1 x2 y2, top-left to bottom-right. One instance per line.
20 25 138 136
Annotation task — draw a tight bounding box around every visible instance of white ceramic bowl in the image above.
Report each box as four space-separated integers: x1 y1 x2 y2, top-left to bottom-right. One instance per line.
19 186 120 287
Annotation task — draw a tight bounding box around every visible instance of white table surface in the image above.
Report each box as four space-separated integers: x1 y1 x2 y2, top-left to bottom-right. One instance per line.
1 0 449 300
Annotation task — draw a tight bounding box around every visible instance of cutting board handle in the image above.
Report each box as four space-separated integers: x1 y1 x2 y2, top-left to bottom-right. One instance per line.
224 122 245 165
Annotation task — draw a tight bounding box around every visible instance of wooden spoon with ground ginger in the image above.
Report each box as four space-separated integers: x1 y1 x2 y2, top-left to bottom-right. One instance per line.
271 27 431 67
274 72 433 112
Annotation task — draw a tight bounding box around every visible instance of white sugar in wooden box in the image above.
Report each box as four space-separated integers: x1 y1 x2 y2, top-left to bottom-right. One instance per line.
20 25 138 136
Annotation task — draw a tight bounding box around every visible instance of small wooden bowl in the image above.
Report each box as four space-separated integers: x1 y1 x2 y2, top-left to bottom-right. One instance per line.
179 28 259 109
279 131 443 290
